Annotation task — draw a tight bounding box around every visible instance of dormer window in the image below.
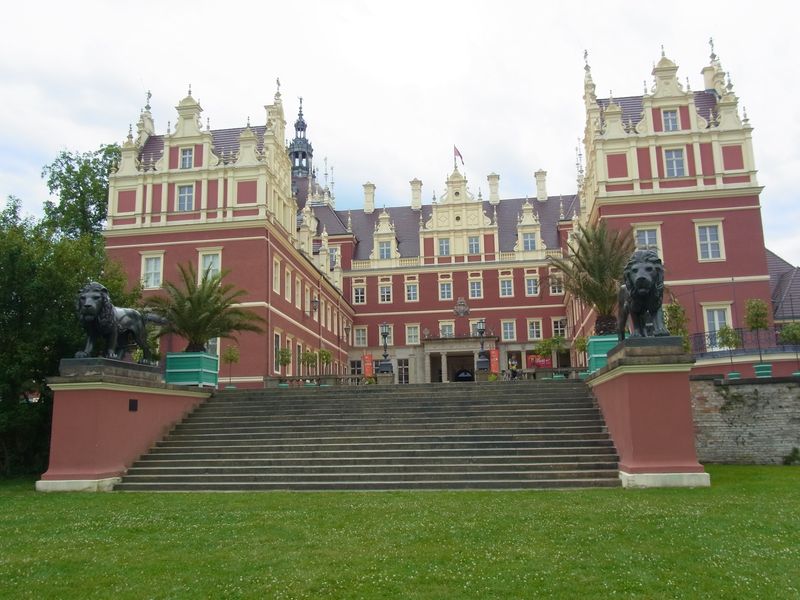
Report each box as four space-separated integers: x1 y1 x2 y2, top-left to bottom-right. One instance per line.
180 148 193 169
522 233 536 251
378 241 391 260
663 110 679 132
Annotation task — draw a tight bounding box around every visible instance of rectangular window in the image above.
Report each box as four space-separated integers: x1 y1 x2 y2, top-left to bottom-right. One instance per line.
349 360 362 376
285 271 292 302
295 278 302 309
381 324 394 346
405 283 418 302
525 277 540 296
697 223 723 261
406 324 420 345
378 241 391 260
549 273 564 295
439 322 454 338
468 236 480 254
438 238 450 256
379 284 392 303
397 358 410 384
353 327 368 347
553 318 567 338
439 282 453 300
635 228 659 252
177 184 194 211
664 149 685 178
142 255 163 289
199 252 220 279
522 232 536 251
704 306 730 349
500 279 514 297
501 320 516 341
273 333 281 372
527 320 543 340
663 110 679 132
469 280 483 299
180 148 193 169
272 259 281 293
328 246 338 269
353 286 366 304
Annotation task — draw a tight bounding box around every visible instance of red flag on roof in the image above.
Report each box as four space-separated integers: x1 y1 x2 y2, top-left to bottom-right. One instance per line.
453 145 464 166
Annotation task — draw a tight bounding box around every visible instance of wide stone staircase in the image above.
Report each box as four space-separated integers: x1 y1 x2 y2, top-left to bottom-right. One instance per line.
115 380 620 491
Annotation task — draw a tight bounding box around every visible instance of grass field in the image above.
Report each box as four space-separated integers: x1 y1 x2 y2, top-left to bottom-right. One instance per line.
1 465 798 599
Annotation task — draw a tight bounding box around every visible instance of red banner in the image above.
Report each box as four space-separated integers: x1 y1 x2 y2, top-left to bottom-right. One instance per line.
363 354 374 377
489 349 500 374
527 353 552 368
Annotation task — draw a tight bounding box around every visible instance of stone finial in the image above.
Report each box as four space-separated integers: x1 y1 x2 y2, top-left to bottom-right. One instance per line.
145 90 152 110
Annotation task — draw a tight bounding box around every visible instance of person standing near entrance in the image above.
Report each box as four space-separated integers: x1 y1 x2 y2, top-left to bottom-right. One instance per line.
509 357 519 380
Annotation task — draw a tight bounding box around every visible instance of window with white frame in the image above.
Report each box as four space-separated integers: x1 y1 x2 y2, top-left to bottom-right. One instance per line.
549 272 564 295
295 278 302 309
406 324 420 345
468 236 480 254
142 254 163 289
500 278 514 297
552 318 567 338
439 281 453 301
272 259 281 293
180 147 193 169
527 319 543 340
663 110 679 132
285 340 293 376
501 320 516 341
177 184 194 211
664 148 685 178
405 282 418 302
469 280 483 299
273 333 281 372
284 270 292 302
438 238 450 256
439 321 454 338
703 304 731 349
353 285 366 304
635 227 660 254
522 232 536 251
379 284 392 303
328 246 338 268
525 276 540 296
353 326 368 347
380 324 394 346
695 221 724 261
378 241 391 260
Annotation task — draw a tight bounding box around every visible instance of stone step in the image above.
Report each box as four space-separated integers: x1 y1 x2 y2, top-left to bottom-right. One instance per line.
206 391 593 404
193 403 596 417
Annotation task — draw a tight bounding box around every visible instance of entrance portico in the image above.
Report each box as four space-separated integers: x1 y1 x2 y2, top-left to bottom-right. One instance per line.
422 334 497 383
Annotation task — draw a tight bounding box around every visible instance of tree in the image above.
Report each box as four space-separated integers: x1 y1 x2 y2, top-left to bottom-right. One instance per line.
277 348 293 376
548 221 635 335
145 262 265 352
744 298 770 363
301 350 319 375
318 349 333 374
778 322 800 373
0 196 137 475
573 336 588 367
716 325 741 371
663 297 691 352
221 345 240 386
41 144 120 241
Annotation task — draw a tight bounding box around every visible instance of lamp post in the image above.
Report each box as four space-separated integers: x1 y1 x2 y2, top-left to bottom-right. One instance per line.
378 322 393 373
476 318 489 372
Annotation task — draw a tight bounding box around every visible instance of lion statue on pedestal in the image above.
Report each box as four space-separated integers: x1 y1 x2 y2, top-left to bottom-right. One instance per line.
617 249 670 341
74 282 160 362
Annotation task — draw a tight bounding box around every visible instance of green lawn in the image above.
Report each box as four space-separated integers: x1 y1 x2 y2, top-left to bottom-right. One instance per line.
1 466 798 599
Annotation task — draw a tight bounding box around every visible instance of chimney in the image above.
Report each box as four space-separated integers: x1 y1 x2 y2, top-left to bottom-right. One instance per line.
535 169 547 201
363 182 375 214
487 173 500 205
410 178 422 210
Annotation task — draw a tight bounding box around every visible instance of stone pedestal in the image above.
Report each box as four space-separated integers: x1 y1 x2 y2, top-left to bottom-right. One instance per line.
36 359 210 492
586 337 710 488
376 373 394 385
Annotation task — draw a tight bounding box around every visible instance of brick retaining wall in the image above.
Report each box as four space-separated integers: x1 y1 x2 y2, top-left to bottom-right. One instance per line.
690 376 800 464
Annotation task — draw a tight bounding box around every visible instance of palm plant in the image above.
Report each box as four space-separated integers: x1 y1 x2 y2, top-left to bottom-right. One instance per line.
548 221 634 335
146 262 265 352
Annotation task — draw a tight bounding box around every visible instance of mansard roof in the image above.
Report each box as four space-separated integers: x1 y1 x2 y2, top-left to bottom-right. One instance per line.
596 90 718 125
312 194 579 260
766 248 800 321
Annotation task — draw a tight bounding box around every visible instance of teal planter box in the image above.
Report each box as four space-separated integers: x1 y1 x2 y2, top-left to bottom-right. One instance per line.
165 352 219 387
587 335 618 373
753 363 772 378
726 371 741 380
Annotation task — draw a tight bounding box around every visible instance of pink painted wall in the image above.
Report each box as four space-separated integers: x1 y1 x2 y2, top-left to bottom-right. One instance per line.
41 385 207 481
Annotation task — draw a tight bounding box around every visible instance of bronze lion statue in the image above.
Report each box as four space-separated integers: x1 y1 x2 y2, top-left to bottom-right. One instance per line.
617 249 670 341
75 282 160 362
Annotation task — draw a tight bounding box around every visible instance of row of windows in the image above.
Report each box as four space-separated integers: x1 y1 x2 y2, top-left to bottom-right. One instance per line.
141 251 220 289
350 318 567 347
633 221 725 262
379 235 539 259
352 275 562 304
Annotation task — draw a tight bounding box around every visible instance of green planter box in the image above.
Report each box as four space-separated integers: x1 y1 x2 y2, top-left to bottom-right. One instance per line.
727 371 741 380
753 363 772 378
165 352 219 387
587 335 618 373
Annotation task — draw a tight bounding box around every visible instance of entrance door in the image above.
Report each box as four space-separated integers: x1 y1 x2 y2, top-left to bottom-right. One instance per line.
706 308 728 350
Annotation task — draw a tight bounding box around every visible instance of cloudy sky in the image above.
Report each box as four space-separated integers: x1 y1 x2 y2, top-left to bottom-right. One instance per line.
2 1 798 263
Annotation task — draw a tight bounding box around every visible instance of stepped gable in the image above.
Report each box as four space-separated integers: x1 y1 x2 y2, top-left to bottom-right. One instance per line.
115 381 620 492
766 248 800 320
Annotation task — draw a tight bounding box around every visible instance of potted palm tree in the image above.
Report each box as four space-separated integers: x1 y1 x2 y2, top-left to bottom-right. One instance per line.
548 221 634 372
716 325 741 380
745 298 771 378
147 262 265 387
778 322 800 376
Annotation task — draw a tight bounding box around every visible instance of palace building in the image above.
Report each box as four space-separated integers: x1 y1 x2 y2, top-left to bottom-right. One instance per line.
104 45 787 385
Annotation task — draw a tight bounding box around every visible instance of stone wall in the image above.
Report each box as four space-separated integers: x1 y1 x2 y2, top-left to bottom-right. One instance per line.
691 376 800 464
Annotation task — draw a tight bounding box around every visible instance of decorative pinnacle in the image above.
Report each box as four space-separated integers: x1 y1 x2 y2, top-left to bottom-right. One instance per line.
167 120 171 134
188 84 192 97
127 124 133 141
246 116 251 127
298 96 303 117
276 77 281 92
661 44 665 57
206 117 210 131
709 36 716 60
145 90 152 110
726 72 734 92
686 77 691 91
743 106 749 123
583 49 590 71
643 80 648 94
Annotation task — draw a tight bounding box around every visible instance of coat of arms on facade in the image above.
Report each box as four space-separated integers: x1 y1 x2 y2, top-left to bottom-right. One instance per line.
453 297 470 317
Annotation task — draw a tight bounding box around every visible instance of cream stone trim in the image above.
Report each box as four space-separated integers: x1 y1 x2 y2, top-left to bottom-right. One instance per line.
107 235 267 249
36 477 122 492
355 303 567 318
587 363 693 387
104 219 270 238
694 354 796 368
595 186 763 207
666 274 769 286
619 471 710 488
47 382 211 397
